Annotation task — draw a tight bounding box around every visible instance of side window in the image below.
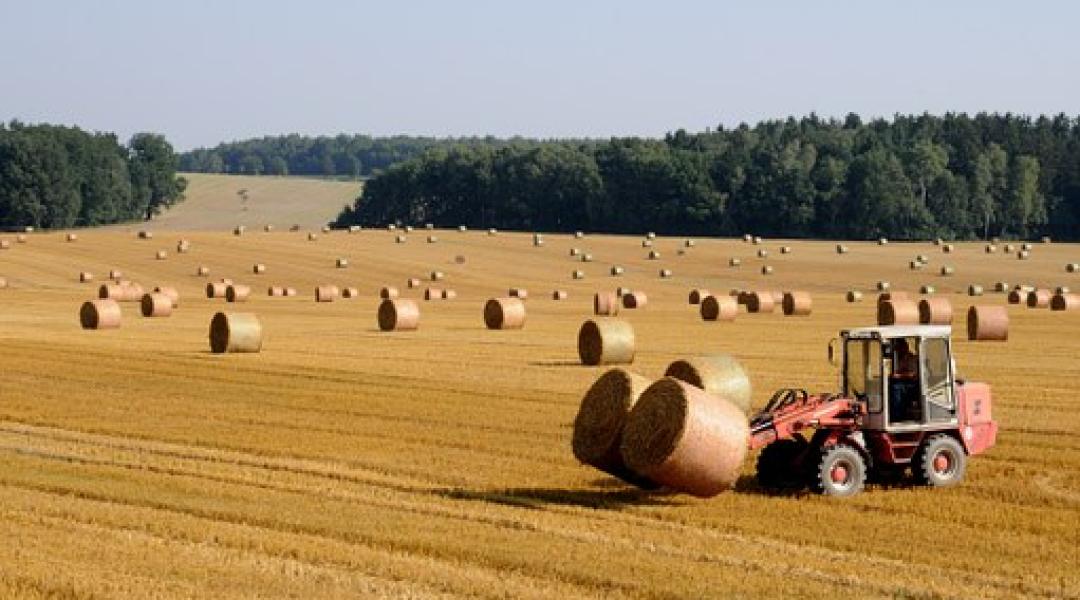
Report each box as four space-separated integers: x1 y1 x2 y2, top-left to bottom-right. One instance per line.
866 340 883 412
923 338 951 402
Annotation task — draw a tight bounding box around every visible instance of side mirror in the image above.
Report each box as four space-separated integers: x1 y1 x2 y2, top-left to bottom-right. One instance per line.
827 338 839 367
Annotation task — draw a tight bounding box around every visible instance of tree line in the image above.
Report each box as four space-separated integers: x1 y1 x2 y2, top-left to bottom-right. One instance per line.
335 113 1080 241
0 121 186 229
179 134 535 178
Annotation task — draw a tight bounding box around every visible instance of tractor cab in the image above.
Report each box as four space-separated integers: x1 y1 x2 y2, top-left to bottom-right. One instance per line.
836 325 957 432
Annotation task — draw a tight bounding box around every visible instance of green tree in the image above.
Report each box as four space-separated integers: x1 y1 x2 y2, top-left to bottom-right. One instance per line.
129 133 186 219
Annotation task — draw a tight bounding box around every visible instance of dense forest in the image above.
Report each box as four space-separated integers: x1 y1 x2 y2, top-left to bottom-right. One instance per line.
336 113 1080 241
179 134 538 178
0 122 185 229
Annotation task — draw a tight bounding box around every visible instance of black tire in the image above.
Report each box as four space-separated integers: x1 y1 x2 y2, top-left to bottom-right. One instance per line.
913 434 967 487
809 443 866 497
756 438 809 491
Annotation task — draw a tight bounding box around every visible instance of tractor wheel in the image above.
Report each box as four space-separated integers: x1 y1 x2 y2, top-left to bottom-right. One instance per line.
913 435 967 487
756 438 808 491
809 443 866 497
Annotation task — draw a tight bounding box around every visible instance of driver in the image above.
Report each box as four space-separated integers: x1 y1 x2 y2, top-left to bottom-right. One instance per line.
889 339 919 421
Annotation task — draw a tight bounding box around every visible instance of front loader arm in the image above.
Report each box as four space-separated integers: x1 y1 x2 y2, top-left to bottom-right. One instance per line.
748 389 862 450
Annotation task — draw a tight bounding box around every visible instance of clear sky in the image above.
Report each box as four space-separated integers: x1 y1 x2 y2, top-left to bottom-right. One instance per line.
2 0 1077 150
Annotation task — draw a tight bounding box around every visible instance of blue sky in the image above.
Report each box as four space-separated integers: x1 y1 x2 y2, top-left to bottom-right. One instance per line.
1 1 1077 150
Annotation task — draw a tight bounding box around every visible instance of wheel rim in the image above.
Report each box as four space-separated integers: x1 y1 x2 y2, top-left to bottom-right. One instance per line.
933 449 956 477
829 459 854 489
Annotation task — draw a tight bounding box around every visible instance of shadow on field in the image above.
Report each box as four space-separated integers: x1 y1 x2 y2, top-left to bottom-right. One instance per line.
438 484 680 510
528 359 586 368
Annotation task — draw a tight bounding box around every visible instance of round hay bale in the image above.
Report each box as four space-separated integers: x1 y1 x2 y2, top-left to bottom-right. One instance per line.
425 223 434 230
16 234 26 244
780 246 792 254
782 291 812 316
943 243 954 253
581 253 594 263
253 263 266 275
109 269 123 280
622 291 647 309
267 286 284 297
1021 242 1033 251
574 231 585 239
836 244 849 254
1014 284 1035 293
407 278 421 288
594 291 620 316
985 244 997 253
659 269 673 278
487 228 497 236
648 250 661 260
197 266 210 276
752 236 763 245
442 289 457 300
569 247 581 257
315 285 339 302
641 239 653 248
757 249 769 259
378 298 419 331
684 239 695 248
322 226 332 234
572 270 585 279
968 284 984 297
206 282 227 299
333 258 348 269
846 290 864 303
427 235 438 244
578 318 635 366
646 232 656 240
746 291 775 313
920 285 936 295
424 288 442 301
1041 236 1052 244
99 283 126 301
0 277 6 288
553 290 568 300
0 240 9 250
610 266 625 276
1051 293 1079 311
226 284 251 303
615 287 632 298
233 225 246 236
508 288 528 299
380 286 399 299
743 234 753 243
458 225 466 232
1017 250 1030 260
264 225 274 233
341 287 360 299
1007 289 1024 304
878 237 889 245
620 378 749 497
1004 243 1015 253
940 266 955 276
664 354 752 415
430 271 445 282
484 297 526 330
308 232 318 241
878 299 919 326
79 272 93 283
909 261 923 270
968 306 1008 341
140 293 173 317
387 224 397 231
918 297 953 325
876 281 891 292
155 250 167 260
66 233 78 242
1027 289 1051 308
209 312 262 353
284 287 297 297
917 254 929 263
770 290 784 304
688 289 709 305
729 258 741 267
153 286 179 308
1066 263 1079 273
80 299 121 329
395 235 407 244
994 281 1009 292
176 240 190 253
761 265 774 275
700 295 737 321
934 238 944 246
1056 286 1071 295
137 230 153 240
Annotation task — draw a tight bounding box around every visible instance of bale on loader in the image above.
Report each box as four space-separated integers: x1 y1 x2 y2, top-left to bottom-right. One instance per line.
663 354 752 415
209 312 262 353
878 299 919 326
967 306 1008 341
578 318 635 366
620 378 750 497
918 297 953 325
378 298 419 331
700 295 737 322
571 369 656 488
782 291 812 316
484 297 526 330
80 300 121 330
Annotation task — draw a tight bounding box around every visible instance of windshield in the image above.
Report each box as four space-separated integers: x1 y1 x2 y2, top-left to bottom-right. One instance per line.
845 338 883 411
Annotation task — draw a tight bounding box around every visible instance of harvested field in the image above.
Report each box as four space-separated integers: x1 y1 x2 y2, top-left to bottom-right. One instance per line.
0 229 1077 598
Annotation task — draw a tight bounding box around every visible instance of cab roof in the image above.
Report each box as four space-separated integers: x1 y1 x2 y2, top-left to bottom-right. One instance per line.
844 325 952 339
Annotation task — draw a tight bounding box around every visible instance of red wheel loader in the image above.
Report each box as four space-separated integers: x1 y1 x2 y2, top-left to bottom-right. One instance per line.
750 325 997 496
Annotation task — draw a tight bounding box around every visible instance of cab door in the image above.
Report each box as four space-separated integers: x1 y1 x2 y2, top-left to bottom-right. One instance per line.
921 336 957 423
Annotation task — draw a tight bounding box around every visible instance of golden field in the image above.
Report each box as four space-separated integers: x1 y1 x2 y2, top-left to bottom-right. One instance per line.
0 224 1078 599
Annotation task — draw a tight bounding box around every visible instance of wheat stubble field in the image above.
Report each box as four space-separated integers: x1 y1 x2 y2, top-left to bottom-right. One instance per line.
0 226 1078 599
